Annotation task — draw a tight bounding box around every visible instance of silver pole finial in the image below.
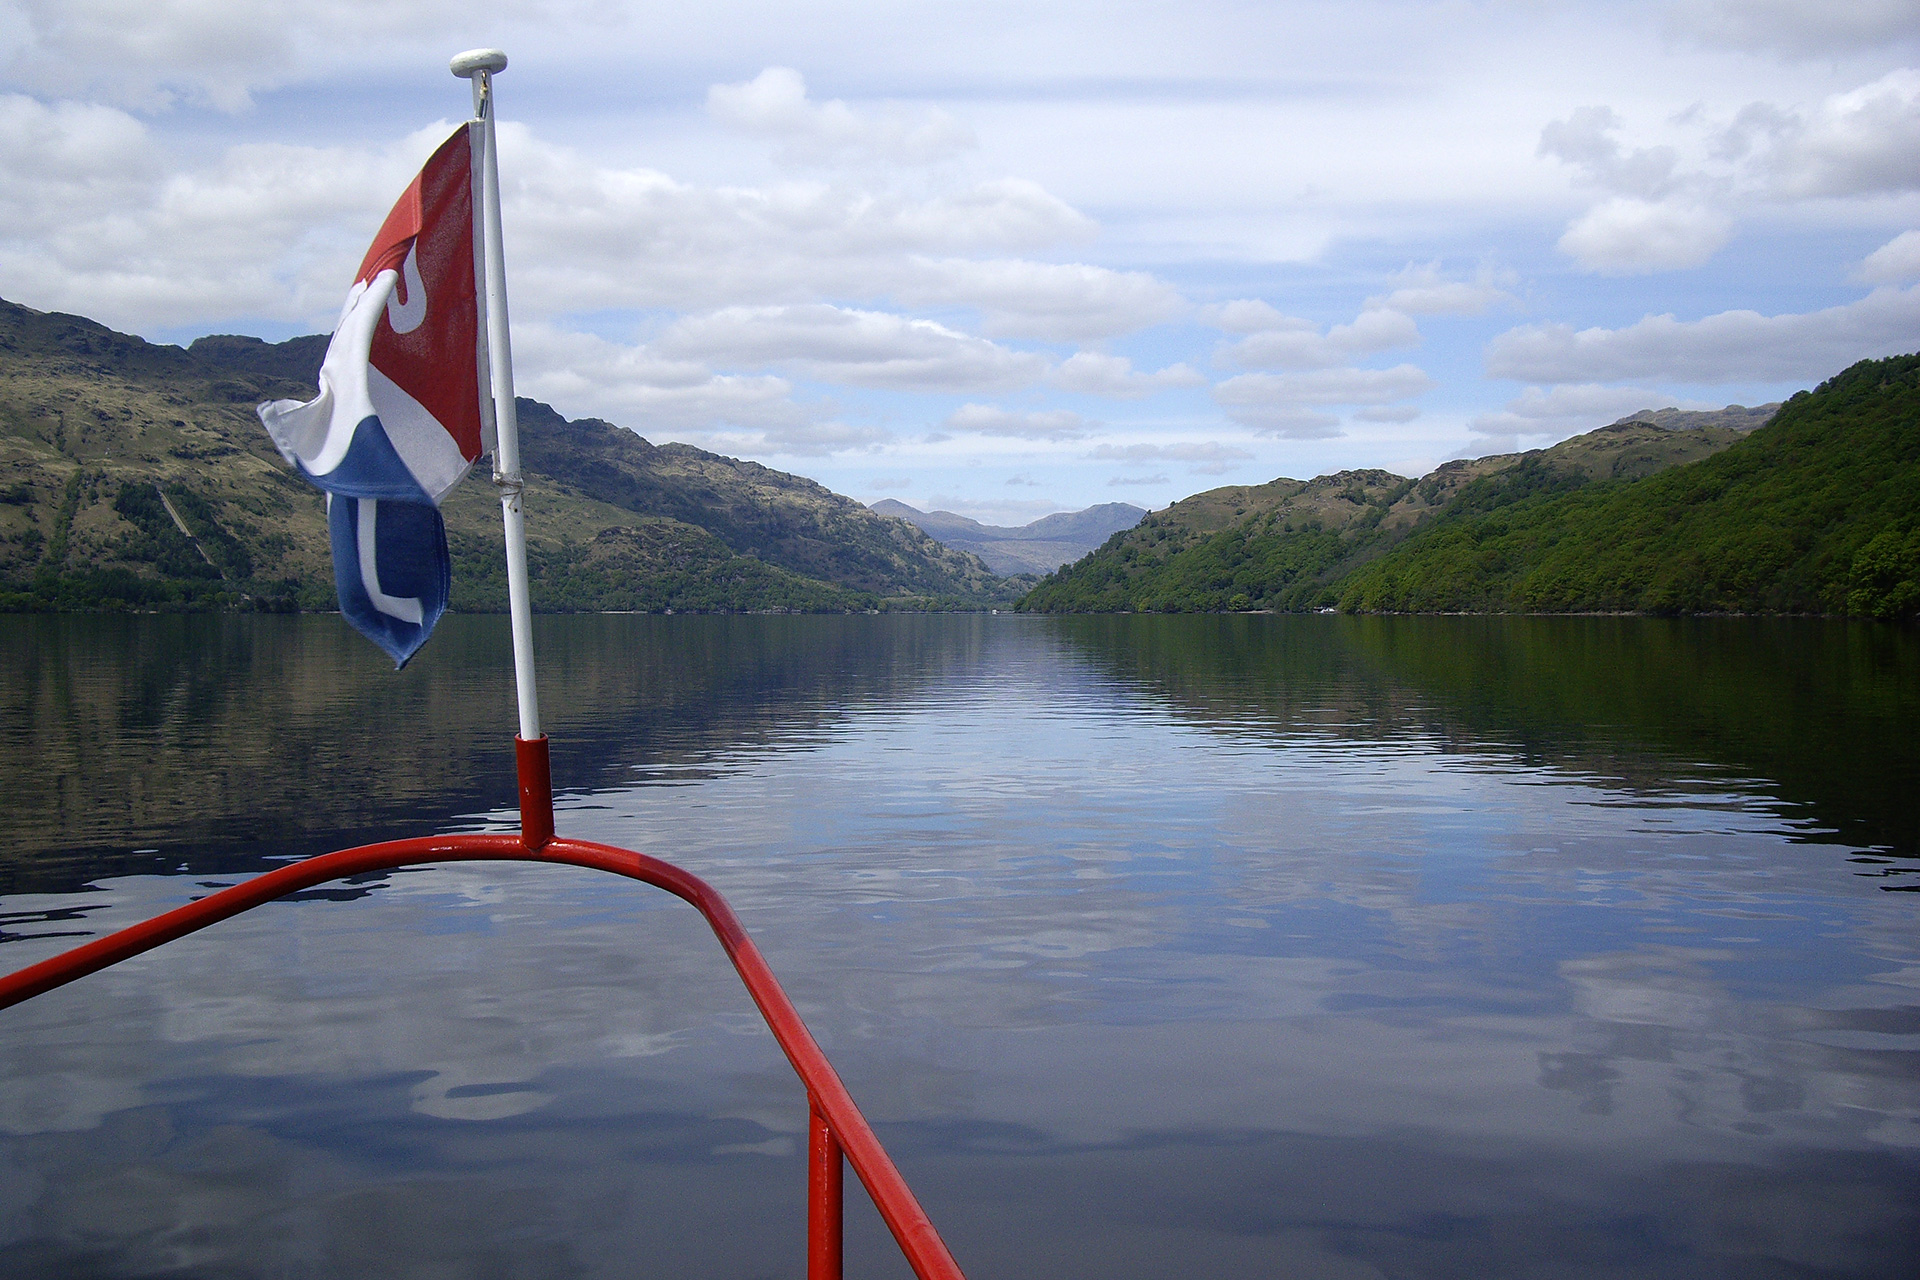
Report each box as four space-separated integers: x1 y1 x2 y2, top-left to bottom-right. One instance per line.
449 48 508 78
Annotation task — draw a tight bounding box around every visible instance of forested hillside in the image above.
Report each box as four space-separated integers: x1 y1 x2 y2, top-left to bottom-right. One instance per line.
1337 354 1919 618
1021 354 1915 620
1019 409 1768 614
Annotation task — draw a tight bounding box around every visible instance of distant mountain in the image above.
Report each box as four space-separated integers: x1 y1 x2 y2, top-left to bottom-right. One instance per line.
188 333 333 386
1019 399 1790 615
1023 503 1152 544
0 298 1011 613
1609 404 1778 433
870 499 1145 575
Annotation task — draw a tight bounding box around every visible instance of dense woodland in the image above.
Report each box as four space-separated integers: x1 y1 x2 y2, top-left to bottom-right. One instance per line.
1334 355 1919 618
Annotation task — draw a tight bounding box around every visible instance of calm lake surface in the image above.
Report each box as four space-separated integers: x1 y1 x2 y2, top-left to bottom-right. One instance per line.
1 613 1915 1279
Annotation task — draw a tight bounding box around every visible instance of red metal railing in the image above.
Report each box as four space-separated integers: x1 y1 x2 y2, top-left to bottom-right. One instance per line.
0 738 965 1280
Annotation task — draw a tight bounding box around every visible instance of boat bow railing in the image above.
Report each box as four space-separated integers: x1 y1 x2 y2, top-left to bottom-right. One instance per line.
0 742 966 1280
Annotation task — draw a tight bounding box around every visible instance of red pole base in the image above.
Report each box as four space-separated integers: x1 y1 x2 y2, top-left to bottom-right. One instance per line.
809 1099 845 1280
515 734 554 849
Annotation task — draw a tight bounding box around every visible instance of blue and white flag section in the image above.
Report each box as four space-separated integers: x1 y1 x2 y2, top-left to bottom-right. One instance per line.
259 126 494 667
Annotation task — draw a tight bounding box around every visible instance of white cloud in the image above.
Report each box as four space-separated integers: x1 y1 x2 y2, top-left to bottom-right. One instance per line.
1206 299 1292 334
1108 472 1169 487
0 0 547 111
1354 405 1421 423
1088 442 1254 474
5 0 302 110
1538 106 1730 273
1727 69 1920 199
1050 352 1204 398
1233 365 1436 405
885 178 1098 252
942 404 1090 441
1542 73 1920 219
741 419 894 457
1667 0 1920 58
1220 308 1421 370
501 127 1098 316
1538 72 1920 276
656 304 1047 392
1467 383 1703 439
707 67 976 167
1213 364 1433 438
1859 230 1920 283
0 107 444 327
1485 285 1920 384
1556 197 1731 273
1539 106 1682 200
901 258 1181 342
511 322 882 458
0 100 1138 359
1364 262 1517 316
0 94 153 227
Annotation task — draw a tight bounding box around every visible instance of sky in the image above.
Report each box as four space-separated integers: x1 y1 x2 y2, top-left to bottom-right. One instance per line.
2 0 1917 525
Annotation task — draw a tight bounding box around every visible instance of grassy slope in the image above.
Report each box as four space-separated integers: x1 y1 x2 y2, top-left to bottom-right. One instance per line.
1018 416 1761 614
0 301 333 610
506 399 1001 601
1337 353 1919 618
0 300 1008 612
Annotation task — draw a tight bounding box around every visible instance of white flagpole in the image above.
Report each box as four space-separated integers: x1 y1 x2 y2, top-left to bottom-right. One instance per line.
451 49 541 745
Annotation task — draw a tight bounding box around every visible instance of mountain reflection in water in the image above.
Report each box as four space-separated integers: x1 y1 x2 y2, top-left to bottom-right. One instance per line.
0 614 1914 1279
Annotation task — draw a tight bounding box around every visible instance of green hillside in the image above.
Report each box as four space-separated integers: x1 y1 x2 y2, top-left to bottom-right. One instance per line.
1338 353 1919 618
1018 411 1765 615
0 298 1009 613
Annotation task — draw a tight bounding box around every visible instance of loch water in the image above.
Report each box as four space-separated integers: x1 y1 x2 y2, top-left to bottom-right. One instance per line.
0 612 1915 1279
